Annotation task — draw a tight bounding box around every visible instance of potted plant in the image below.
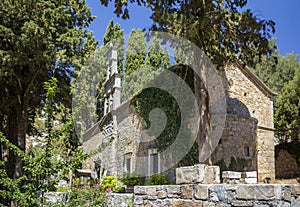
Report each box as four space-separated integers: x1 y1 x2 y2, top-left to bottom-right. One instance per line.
120 173 141 193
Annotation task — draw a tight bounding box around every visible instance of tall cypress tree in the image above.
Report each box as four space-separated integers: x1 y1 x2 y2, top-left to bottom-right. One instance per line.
146 37 170 70
0 0 96 179
125 29 147 76
103 19 125 74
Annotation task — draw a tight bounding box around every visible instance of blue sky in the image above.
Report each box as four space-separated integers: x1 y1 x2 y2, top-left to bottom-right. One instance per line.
86 0 300 56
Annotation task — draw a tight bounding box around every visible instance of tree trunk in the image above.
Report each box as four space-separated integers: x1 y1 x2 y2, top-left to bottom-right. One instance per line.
14 104 27 179
194 73 211 165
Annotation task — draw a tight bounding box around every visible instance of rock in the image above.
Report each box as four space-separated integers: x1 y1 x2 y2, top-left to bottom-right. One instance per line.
242 171 258 178
176 164 220 184
222 171 241 179
236 185 275 200
194 185 209 200
181 185 193 199
244 177 257 184
291 184 300 195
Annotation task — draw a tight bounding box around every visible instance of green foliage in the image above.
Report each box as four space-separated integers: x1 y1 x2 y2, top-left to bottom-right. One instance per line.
120 173 141 186
214 157 250 175
228 157 249 172
146 37 170 69
0 0 97 180
127 195 134 207
67 187 106 207
99 0 275 67
146 173 171 185
56 186 68 192
0 133 40 206
101 175 118 190
103 19 125 74
133 65 199 166
125 29 147 76
254 51 300 143
214 159 228 174
0 77 88 205
274 58 300 142
112 186 126 193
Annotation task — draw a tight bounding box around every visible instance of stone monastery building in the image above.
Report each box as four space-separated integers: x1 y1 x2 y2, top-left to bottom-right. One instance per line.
82 45 277 182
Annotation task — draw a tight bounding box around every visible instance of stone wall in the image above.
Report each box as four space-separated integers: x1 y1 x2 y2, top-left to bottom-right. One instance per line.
106 193 134 207
223 64 276 181
212 114 257 171
133 184 300 207
276 149 300 179
83 101 153 178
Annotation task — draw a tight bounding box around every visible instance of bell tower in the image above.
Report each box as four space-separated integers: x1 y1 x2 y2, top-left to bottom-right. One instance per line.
104 43 121 115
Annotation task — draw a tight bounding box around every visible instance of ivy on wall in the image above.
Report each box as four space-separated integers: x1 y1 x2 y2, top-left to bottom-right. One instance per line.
133 65 199 167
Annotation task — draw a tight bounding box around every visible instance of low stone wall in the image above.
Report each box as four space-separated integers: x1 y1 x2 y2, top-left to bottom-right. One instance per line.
133 184 300 207
106 193 133 207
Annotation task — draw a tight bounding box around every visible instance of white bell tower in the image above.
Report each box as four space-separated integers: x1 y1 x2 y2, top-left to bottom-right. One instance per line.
104 43 121 115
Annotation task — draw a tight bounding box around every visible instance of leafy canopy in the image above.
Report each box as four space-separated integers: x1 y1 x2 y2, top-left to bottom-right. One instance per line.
99 0 275 66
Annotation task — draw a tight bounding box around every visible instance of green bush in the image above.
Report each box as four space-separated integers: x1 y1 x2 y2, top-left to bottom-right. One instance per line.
146 173 171 185
113 186 126 193
120 173 141 186
102 175 118 191
56 186 68 192
67 187 106 207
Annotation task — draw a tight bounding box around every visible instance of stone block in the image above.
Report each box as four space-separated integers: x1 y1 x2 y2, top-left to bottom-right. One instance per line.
167 185 181 194
194 185 209 200
291 185 300 195
282 186 291 202
202 201 216 207
222 171 242 179
181 185 193 199
236 185 275 200
147 195 157 200
135 186 147 195
134 196 144 205
231 201 253 206
173 199 202 207
157 190 167 199
244 177 257 184
291 196 300 207
209 185 227 201
176 165 205 184
242 171 257 178
44 192 68 204
203 165 221 184
176 164 220 184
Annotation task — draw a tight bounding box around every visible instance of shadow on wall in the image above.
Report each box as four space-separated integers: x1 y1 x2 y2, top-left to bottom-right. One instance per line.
226 97 250 117
275 141 300 179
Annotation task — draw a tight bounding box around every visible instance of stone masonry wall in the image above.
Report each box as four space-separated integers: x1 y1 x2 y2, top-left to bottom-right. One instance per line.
212 114 257 171
276 149 300 179
83 102 152 178
223 64 276 181
133 184 300 207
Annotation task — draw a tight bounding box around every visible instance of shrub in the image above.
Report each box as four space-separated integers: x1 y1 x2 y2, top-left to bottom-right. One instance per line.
67 187 106 207
120 173 141 187
102 175 118 191
146 173 171 185
112 186 126 193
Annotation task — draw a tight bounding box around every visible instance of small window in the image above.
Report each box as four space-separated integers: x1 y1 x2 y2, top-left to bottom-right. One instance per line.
244 147 250 157
148 149 160 176
124 153 132 173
